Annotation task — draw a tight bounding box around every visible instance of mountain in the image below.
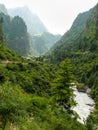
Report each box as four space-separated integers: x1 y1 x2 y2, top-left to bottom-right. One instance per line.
49 5 96 62
7 16 30 56
49 3 98 86
0 21 21 60
0 4 7 14
8 6 61 56
48 4 98 128
8 6 48 35
0 12 30 56
30 32 61 56
0 4 97 130
0 19 87 130
0 5 60 57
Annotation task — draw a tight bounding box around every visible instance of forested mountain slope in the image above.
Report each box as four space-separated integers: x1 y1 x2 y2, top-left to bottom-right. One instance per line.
49 7 93 61
0 12 30 56
51 8 92 50
8 7 61 56
0 17 87 130
30 32 61 56
0 4 61 57
49 3 98 84
0 2 98 130
48 4 98 129
0 20 21 60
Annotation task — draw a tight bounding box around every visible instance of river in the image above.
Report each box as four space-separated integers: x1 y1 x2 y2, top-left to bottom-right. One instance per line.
72 87 95 124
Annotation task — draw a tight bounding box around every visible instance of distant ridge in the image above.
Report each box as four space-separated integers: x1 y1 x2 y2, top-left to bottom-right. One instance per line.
49 4 97 62
8 6 48 34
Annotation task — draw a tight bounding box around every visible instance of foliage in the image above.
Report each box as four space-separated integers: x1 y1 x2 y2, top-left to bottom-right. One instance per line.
52 59 75 110
0 82 31 128
0 54 87 130
0 3 97 130
45 4 98 130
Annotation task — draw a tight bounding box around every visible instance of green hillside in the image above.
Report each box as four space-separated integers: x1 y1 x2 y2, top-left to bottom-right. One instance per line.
0 3 98 130
0 18 87 130
48 4 98 129
49 4 98 88
30 32 61 56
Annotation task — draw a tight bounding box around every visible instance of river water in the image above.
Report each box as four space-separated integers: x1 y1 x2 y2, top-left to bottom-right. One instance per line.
72 87 95 124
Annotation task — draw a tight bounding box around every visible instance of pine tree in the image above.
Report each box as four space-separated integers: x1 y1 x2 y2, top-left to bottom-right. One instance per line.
52 59 75 110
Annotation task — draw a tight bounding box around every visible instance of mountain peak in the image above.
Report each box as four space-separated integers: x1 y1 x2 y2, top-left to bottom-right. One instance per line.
8 6 48 34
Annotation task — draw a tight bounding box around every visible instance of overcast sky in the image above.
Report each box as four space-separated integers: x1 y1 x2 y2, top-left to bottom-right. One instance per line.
0 0 98 34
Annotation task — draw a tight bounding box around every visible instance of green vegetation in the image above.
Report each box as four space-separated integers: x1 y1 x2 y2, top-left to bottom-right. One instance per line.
0 13 30 56
30 32 61 56
52 60 75 110
0 5 61 57
0 2 98 130
0 58 87 130
48 3 98 129
0 21 21 61
0 34 87 130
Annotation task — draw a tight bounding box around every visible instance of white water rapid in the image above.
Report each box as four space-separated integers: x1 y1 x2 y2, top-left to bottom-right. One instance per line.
72 87 95 124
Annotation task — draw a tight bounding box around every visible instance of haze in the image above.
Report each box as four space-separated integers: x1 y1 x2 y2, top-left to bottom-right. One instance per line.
0 0 98 34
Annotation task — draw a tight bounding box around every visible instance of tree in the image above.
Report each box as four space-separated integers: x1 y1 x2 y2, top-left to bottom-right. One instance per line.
52 59 75 110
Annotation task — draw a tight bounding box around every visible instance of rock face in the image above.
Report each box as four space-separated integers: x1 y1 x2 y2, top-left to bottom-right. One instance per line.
72 87 95 124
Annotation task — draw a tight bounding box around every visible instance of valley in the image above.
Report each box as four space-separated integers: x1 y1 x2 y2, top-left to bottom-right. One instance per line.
0 2 98 130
